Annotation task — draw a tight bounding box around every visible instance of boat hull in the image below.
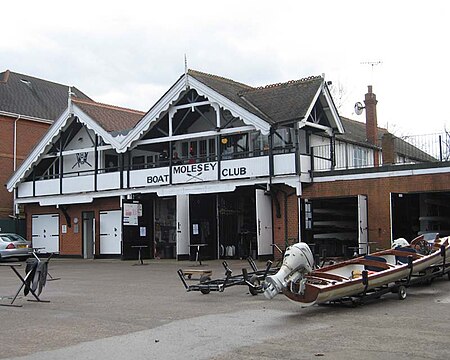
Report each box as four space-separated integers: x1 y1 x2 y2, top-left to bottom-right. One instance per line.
282 238 450 307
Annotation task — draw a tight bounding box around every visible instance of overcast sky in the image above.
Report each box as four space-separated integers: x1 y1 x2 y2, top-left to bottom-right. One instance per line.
2 1 449 135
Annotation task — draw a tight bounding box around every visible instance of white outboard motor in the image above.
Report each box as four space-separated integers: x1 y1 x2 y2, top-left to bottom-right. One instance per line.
263 242 314 300
392 238 409 248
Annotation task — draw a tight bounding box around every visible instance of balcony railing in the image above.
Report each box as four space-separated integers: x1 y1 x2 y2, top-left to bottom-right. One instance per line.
394 133 449 162
311 132 449 172
17 151 302 198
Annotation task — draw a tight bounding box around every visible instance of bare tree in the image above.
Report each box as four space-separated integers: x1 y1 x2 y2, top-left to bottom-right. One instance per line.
329 81 347 110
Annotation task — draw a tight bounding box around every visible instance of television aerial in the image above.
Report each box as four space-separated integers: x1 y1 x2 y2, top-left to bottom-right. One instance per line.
354 102 365 116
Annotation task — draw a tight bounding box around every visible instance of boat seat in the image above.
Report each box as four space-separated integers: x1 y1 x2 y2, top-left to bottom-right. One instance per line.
363 255 388 272
394 247 417 264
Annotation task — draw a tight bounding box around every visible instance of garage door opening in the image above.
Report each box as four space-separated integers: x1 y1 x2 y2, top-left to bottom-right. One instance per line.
391 191 450 241
303 195 367 259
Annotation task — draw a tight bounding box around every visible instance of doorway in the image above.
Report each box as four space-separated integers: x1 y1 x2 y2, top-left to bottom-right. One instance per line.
218 187 257 259
82 211 95 259
189 194 217 260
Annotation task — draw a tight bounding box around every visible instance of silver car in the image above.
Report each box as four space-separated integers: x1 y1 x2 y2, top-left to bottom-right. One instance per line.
0 233 32 261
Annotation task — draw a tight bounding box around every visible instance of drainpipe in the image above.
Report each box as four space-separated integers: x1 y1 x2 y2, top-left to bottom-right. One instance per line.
13 115 20 172
12 115 21 218
268 127 274 185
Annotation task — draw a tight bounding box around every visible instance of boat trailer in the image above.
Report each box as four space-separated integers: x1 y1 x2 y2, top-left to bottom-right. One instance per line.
177 257 276 295
327 244 450 306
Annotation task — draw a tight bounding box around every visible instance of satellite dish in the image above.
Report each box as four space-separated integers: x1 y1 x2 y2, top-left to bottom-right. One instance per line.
354 102 365 115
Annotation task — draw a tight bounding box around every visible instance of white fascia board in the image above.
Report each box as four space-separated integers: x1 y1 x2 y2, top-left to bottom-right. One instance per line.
121 74 271 153
6 108 71 192
322 84 345 134
14 174 303 206
6 105 123 192
302 83 323 127
301 81 343 135
313 165 450 182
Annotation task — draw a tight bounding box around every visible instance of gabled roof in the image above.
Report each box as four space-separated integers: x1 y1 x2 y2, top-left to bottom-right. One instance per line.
7 69 343 190
0 70 91 120
72 98 144 135
6 99 145 190
188 70 326 126
238 76 323 124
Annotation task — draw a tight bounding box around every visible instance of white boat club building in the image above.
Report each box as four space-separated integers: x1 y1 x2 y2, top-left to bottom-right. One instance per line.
6 70 450 261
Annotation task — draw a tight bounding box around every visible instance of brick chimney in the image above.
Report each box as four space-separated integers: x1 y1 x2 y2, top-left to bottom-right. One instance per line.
364 85 378 145
364 85 380 166
381 133 395 165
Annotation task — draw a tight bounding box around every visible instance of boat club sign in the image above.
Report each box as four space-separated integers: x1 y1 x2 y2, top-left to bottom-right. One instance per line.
128 158 269 188
172 162 218 184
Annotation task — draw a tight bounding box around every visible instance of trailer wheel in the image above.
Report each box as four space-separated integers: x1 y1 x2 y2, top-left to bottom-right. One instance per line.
248 275 260 296
397 285 407 300
199 275 211 295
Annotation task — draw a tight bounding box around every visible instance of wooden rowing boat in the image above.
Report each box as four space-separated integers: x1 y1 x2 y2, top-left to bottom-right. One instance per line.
263 235 450 307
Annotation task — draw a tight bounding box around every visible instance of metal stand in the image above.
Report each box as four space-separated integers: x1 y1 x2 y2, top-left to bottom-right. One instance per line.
189 244 208 265
32 248 60 281
0 263 50 307
131 245 148 265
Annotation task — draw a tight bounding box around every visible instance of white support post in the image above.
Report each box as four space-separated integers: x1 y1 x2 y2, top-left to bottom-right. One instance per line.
168 108 175 137
211 103 221 129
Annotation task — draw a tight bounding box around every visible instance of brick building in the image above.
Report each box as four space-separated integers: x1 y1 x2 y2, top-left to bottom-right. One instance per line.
0 70 90 233
6 69 450 261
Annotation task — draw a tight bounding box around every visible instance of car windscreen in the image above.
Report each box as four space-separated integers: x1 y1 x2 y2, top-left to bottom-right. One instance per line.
0 236 16 242
0 234 26 242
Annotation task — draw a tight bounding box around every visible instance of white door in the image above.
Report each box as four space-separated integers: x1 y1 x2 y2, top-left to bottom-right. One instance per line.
358 194 368 254
31 214 59 253
256 189 273 256
176 194 190 257
99 210 122 254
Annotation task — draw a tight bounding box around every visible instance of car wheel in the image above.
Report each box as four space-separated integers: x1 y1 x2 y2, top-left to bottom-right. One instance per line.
397 285 407 300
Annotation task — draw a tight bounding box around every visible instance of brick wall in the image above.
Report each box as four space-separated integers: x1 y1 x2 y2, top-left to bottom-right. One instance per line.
0 115 50 218
272 185 299 260
302 172 450 249
25 197 120 256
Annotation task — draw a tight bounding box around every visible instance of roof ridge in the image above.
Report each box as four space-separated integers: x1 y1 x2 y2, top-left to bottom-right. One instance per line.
238 75 323 96
72 97 145 115
188 69 253 89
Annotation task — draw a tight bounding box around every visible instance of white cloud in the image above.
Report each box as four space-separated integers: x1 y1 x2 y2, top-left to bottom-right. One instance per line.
1 0 449 134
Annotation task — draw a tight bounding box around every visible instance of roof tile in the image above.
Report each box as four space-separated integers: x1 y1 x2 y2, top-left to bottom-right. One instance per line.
0 70 91 120
72 98 144 133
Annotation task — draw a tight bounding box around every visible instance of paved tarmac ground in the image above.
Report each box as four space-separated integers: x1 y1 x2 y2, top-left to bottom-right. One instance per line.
1 257 450 359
